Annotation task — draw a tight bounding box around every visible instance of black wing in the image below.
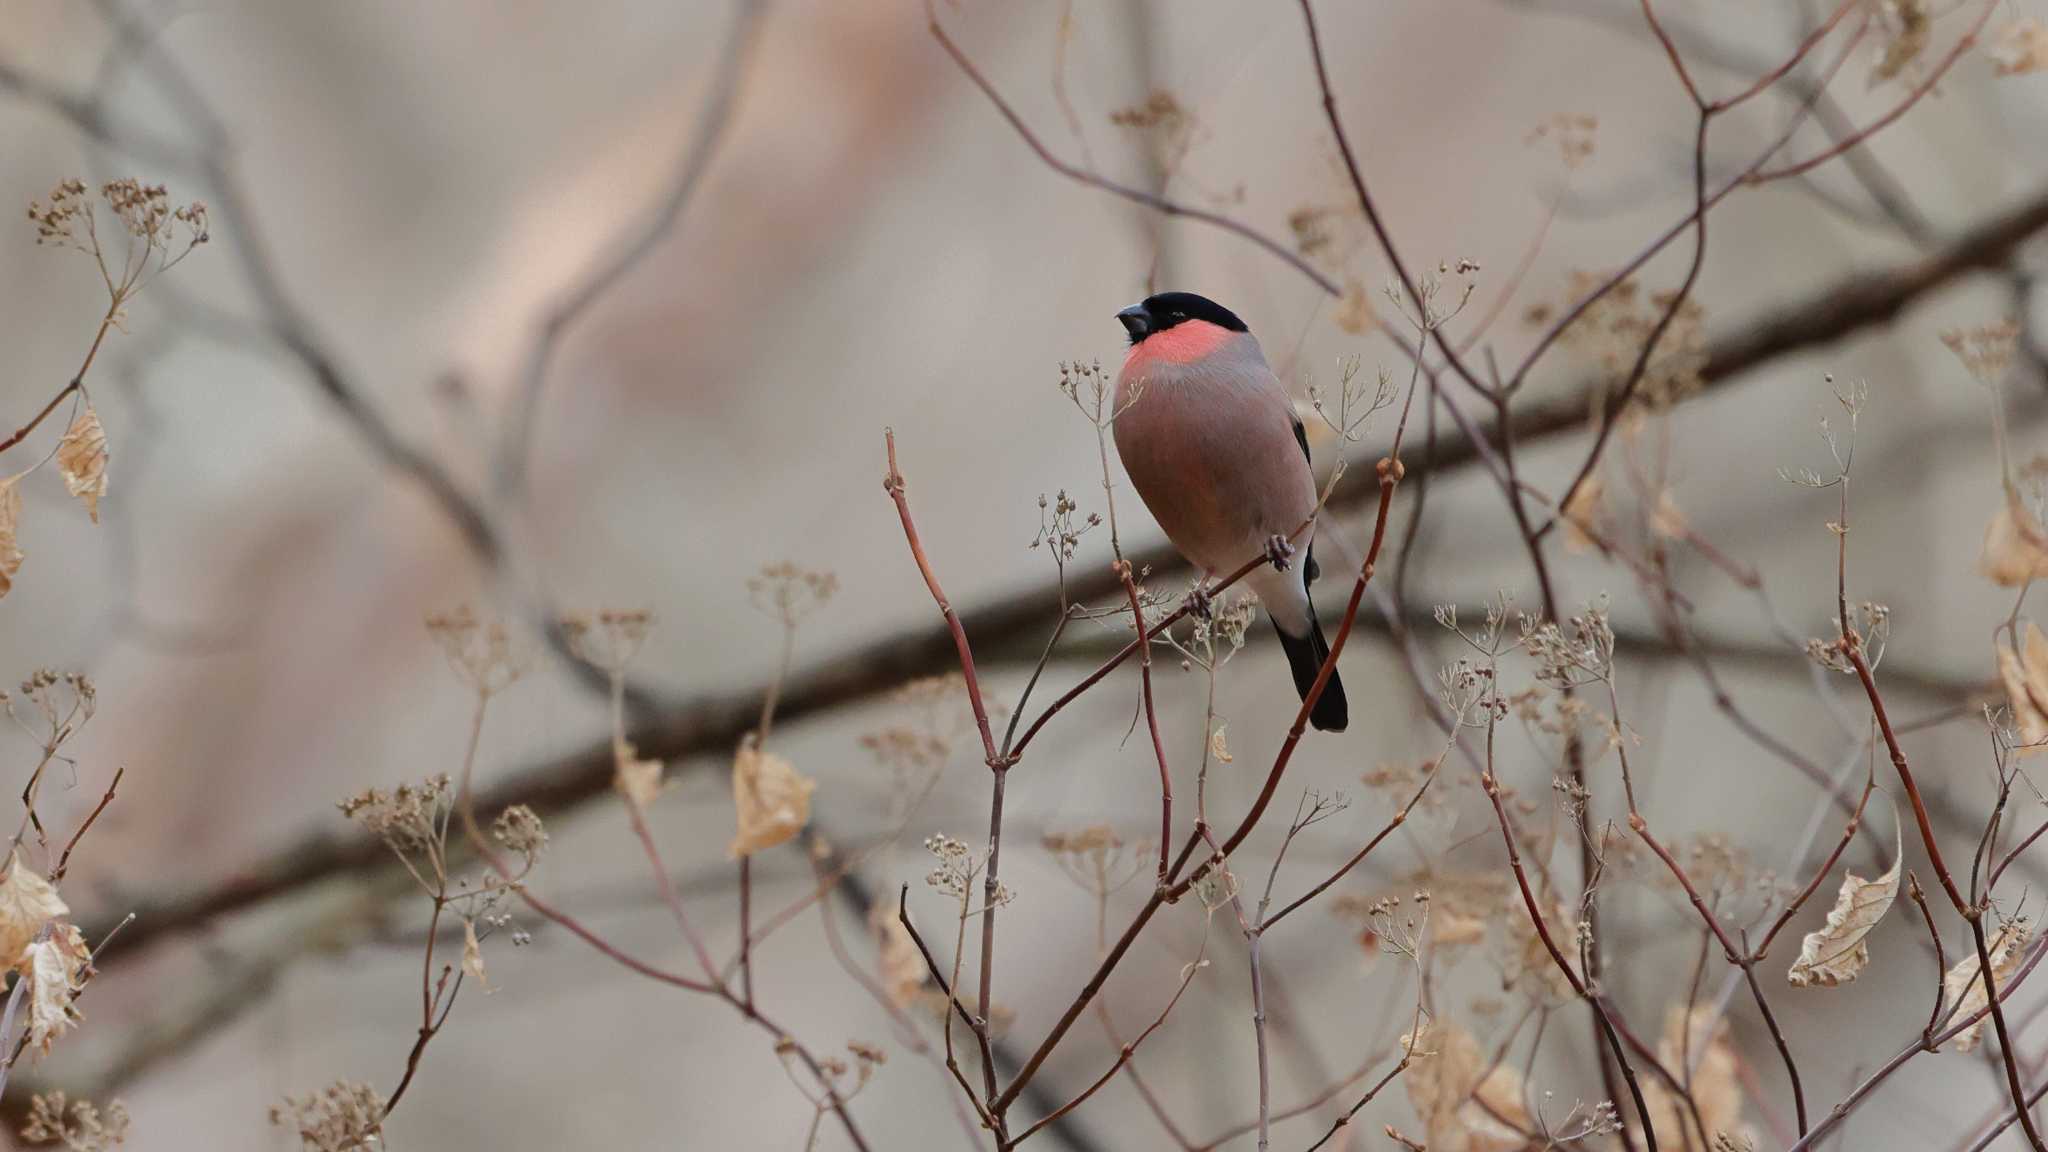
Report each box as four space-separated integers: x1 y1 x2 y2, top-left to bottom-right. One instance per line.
1291 415 1321 584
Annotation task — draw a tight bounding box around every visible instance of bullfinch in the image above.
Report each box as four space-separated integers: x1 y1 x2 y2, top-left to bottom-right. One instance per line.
1112 292 1348 732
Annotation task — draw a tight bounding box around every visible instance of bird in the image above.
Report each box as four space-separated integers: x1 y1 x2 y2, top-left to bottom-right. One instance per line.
1111 291 1348 732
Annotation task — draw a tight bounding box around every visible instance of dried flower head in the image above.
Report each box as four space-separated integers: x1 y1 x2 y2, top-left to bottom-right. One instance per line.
1547 272 1707 409
425 607 530 696
21 1092 129 1151
924 833 1011 908
340 775 452 858
1306 355 1397 445
560 608 654 674
1043 825 1150 896
748 562 838 627
1522 600 1617 687
491 804 548 859
1030 489 1102 568
27 179 207 307
1941 319 2022 385
1527 113 1599 169
3 669 97 748
270 1081 385 1152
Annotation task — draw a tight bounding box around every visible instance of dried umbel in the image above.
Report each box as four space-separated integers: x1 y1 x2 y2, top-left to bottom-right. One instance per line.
425 607 530 697
748 562 838 627
270 1081 386 1152
924 832 1012 908
491 803 549 860
4 669 98 745
1941 318 2022 385
560 608 654 673
1043 825 1150 896
27 178 207 305
20 1092 129 1151
1030 489 1101 566
1521 601 1617 688
339 775 452 857
1526 112 1599 169
1534 271 1707 410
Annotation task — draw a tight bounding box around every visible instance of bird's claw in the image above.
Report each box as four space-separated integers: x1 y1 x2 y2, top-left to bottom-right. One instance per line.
1185 584 1214 620
1264 534 1295 572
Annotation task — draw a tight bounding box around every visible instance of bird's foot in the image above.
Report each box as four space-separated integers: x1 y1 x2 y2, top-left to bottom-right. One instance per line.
1264 534 1295 572
1184 583 1214 620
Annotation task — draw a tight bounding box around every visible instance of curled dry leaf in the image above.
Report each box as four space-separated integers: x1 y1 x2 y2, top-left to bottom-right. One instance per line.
728 741 816 858
1401 1021 1530 1152
55 406 107 524
613 740 663 811
20 922 88 1058
462 918 492 993
1999 621 2048 753
1209 723 1233 765
0 851 68 968
1942 916 2031 1052
0 475 21 598
1788 806 1903 986
1979 491 2048 587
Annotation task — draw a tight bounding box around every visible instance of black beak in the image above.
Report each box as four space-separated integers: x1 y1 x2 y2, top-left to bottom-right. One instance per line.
1116 303 1151 343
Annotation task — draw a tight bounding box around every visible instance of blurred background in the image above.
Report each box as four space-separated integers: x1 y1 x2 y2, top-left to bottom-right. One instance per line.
0 0 2045 1147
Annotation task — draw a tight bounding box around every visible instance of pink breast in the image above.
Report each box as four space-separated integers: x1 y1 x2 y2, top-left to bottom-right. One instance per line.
1123 320 1235 373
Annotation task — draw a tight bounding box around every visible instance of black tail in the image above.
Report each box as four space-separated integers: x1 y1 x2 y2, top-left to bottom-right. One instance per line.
1273 611 1348 732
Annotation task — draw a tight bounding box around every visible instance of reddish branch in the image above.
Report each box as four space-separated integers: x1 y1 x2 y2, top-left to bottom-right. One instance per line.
882 394 1411 1141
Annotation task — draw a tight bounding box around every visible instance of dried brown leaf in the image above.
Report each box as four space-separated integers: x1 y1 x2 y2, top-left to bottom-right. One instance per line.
20 922 87 1058
1980 492 2048 587
1942 917 2030 1052
0 852 68 969
1639 1007 1745 1148
462 918 492 993
2000 621 2048 753
1787 807 1902 986
1870 0 1930 86
872 905 926 1009
1209 724 1233 765
728 742 815 858
0 475 22 598
1562 474 1606 554
1402 1021 1528 1152
55 407 106 524
613 740 663 811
